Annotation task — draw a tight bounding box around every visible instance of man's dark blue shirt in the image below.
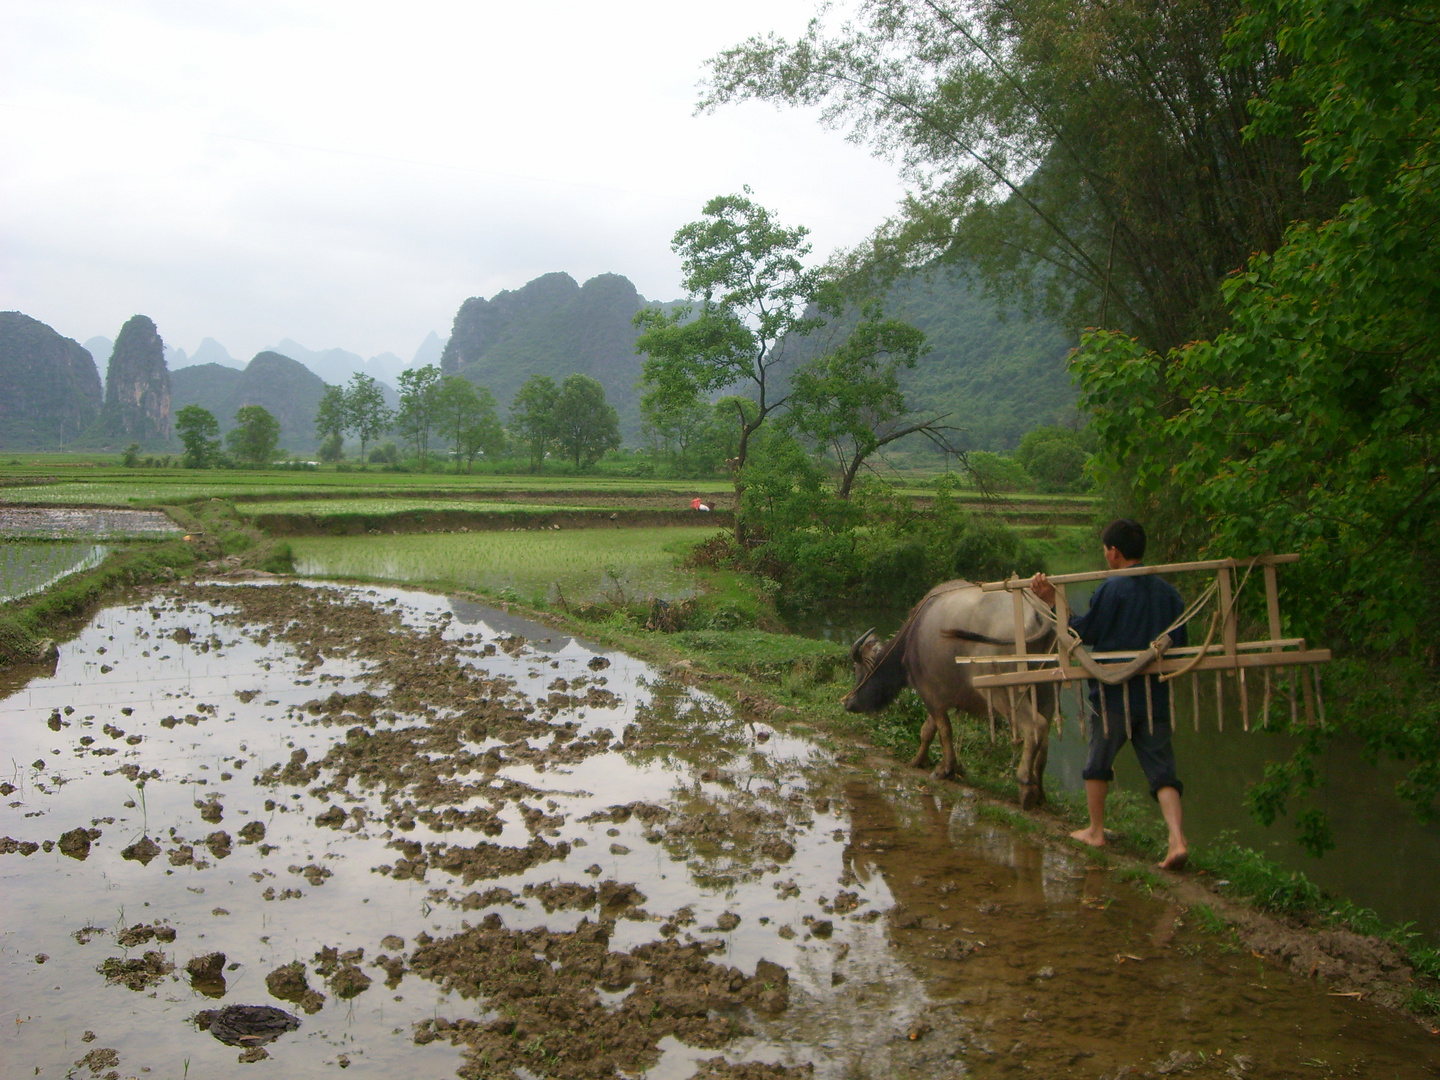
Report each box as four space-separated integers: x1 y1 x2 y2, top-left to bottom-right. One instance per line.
1070 573 1186 723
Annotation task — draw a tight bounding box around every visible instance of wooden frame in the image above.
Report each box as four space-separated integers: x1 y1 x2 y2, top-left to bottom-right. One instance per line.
964 554 1329 730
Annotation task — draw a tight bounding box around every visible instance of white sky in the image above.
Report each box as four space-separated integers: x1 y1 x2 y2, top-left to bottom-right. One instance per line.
0 0 906 364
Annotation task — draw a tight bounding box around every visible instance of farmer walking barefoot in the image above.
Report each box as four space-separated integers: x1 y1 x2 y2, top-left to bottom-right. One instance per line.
1031 518 1190 871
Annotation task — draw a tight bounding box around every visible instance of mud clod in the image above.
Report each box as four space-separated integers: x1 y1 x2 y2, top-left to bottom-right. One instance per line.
58 827 92 860
119 836 161 864
98 951 173 990
266 961 326 1013
73 1048 119 1075
196 1003 301 1047
238 821 266 844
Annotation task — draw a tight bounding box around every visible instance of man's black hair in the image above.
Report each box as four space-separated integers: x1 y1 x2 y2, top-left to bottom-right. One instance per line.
1102 518 1146 560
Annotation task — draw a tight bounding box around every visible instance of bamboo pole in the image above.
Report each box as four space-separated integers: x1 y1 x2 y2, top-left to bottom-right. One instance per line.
986 689 996 743
1144 673 1155 735
1218 566 1238 661
1262 668 1272 729
979 553 1299 591
954 637 1310 664
1239 666 1250 732
1100 686 1110 737
970 648 1334 687
1007 686 1019 738
1123 682 1133 738
1215 671 1225 731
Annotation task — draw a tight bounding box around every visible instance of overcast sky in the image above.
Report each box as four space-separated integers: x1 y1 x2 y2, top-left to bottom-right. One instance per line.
0 0 907 364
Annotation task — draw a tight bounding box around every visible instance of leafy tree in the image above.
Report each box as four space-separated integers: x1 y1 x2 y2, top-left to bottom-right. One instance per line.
701 0 1332 352
1014 425 1091 492
174 405 221 469
784 300 941 497
553 374 621 469
1071 0 1440 837
227 405 280 467
508 375 560 471
395 364 442 469
314 384 348 460
344 372 392 463
640 379 714 475
634 192 823 530
317 433 344 463
435 375 505 471
120 442 141 468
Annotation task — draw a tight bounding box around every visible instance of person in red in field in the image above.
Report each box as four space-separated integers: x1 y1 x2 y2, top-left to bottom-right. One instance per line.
1031 518 1189 871
690 498 711 511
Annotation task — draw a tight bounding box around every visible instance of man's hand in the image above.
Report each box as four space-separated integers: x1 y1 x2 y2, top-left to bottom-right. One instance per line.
1031 571 1056 606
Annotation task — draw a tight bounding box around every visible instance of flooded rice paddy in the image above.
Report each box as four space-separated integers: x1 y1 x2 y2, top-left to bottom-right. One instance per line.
2 581 1438 1080
0 507 180 540
289 529 716 605
1 541 109 603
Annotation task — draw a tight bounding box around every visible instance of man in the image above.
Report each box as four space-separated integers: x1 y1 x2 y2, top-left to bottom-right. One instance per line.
1031 518 1189 870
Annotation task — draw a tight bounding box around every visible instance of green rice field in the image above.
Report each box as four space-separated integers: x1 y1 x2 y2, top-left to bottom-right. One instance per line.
289 526 723 603
1 541 110 603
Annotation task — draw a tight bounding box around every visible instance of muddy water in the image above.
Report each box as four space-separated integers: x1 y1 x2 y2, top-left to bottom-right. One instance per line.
2 582 1438 1079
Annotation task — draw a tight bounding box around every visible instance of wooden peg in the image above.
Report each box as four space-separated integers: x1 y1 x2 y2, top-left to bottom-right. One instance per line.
1144 674 1155 735
1215 670 1225 731
1239 665 1250 732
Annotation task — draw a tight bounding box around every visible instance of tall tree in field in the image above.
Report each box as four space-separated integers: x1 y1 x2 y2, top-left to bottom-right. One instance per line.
227 405 280 466
508 374 560 472
634 192 822 529
174 404 220 469
344 372 392 463
553 373 621 469
784 301 943 498
436 375 505 472
315 384 348 462
396 364 441 469
702 0 1332 352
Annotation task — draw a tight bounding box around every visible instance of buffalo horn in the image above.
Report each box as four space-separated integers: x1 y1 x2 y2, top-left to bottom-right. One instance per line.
849 628 877 665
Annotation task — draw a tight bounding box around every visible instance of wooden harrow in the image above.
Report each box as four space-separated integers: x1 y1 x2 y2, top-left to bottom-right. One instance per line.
959 554 1331 739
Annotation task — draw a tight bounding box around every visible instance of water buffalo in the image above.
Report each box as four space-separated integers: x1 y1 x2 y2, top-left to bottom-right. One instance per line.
844 580 1056 808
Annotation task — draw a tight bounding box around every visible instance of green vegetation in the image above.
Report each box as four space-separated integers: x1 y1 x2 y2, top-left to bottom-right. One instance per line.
227 405 281 466
288 526 722 604
234 497 592 517
174 404 221 468
0 541 109 603
1072 0 1440 844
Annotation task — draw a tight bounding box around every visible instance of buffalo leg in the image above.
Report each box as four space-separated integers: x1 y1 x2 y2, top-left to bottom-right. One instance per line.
1015 697 1051 810
933 709 963 781
909 714 937 770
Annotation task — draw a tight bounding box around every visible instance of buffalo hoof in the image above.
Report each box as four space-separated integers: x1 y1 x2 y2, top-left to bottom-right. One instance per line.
1018 783 1046 810
929 766 958 783
908 754 931 770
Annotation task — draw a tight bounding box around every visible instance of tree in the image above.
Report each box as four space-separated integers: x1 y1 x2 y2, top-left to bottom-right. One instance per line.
1071 0 1440 840
227 405 280 466
701 0 1333 352
344 372 392 463
395 364 441 468
784 300 943 497
314 384 348 461
640 381 718 476
174 404 220 469
634 192 823 529
436 375 506 472
1014 426 1091 492
508 375 560 471
553 374 621 469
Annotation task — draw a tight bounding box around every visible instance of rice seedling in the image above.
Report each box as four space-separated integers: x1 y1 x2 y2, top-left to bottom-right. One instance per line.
289 527 722 603
0 541 110 603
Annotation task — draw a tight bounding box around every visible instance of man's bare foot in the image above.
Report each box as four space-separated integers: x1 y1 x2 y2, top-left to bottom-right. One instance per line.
1069 826 1106 848
1158 847 1189 871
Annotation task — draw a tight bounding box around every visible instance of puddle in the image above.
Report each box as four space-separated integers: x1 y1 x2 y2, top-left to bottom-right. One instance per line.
1 541 109 603
0 507 180 539
2 581 1437 1079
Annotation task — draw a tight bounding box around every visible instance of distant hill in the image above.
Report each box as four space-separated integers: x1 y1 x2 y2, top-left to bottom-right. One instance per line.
266 338 409 388
887 269 1077 450
0 312 104 448
168 337 242 371
83 336 112 369
441 272 676 440
771 268 1077 452
97 315 171 447
172 351 329 454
